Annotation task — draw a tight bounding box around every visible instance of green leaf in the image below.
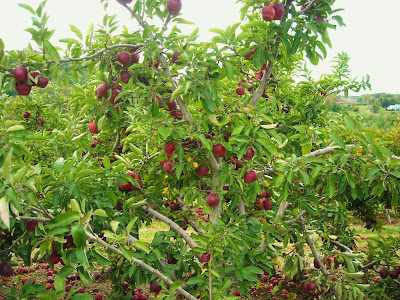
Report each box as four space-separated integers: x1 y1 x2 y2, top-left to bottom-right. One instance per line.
225 61 234 80
70 25 83 40
43 41 59 61
132 241 150 254
93 209 107 217
169 282 184 291
71 294 93 300
102 155 110 170
343 170 356 188
46 211 80 229
0 197 10 229
18 3 36 15
298 201 319 216
368 144 384 160
71 225 87 248
330 134 346 149
2 150 12 181
119 245 132 263
390 170 400 178
151 97 159 117
328 173 336 198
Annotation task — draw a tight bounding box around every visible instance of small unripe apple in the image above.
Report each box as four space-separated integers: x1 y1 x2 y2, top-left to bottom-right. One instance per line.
37 77 49 88
95 83 109 99
167 0 182 15
23 111 31 118
272 3 285 20
244 170 257 184
117 51 131 67
13 66 28 83
15 82 32 95
172 51 182 65
163 161 174 174
212 143 227 158
119 71 132 83
206 193 220 207
262 6 276 21
89 122 100 134
236 86 245 95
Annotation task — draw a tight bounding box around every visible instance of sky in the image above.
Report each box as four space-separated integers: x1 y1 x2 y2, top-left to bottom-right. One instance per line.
1 0 399 95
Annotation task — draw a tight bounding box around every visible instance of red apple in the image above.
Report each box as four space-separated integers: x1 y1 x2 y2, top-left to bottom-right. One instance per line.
150 281 162 293
95 83 109 99
236 86 245 95
254 200 263 211
88 122 100 134
117 51 131 67
244 48 256 60
244 170 257 184
120 71 132 83
200 253 211 263
212 143 227 158
206 193 220 207
37 77 49 88
163 161 174 174
164 142 175 154
262 6 276 21
379 268 389 279
15 82 32 95
95 294 103 300
26 221 38 232
243 147 255 160
109 89 121 103
315 14 324 22
118 171 143 191
13 66 28 83
196 165 209 177
23 111 31 118
130 50 140 63
308 282 317 292
301 281 309 292
263 199 272 210
272 3 285 20
29 71 41 85
167 0 182 15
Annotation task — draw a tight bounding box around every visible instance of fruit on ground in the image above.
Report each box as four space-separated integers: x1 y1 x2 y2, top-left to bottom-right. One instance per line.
23 111 31 118
200 253 211 263
95 83 109 99
379 268 389 279
243 147 255 160
119 71 132 83
172 51 182 65
196 165 209 177
233 290 240 296
95 294 103 300
37 77 49 88
22 277 29 284
0 262 13 277
163 161 174 174
15 82 32 95
206 193 220 207
212 143 227 158
13 66 28 83
167 0 182 15
89 121 100 134
236 86 245 95
262 6 275 21
244 170 257 183
117 51 131 67
272 3 285 20
150 281 162 293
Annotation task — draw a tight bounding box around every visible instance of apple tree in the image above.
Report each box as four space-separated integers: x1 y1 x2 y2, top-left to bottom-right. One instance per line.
1 0 400 299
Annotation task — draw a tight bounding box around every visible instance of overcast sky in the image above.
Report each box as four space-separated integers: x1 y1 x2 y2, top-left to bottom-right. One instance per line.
1 0 399 95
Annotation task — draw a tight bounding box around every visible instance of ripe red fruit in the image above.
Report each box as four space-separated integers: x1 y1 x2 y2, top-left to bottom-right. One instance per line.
117 51 131 67
50 254 60 265
95 294 103 300
130 50 140 63
163 161 174 174
22 277 29 284
119 71 132 83
200 253 211 263
263 199 272 210
109 89 121 103
272 3 285 20
15 82 32 95
236 86 245 95
29 71 41 85
41 264 49 270
139 295 147 300
37 117 45 124
255 70 264 80
167 0 182 15
315 14 324 22
89 122 100 134
95 83 109 99
244 170 257 184
150 281 162 293
233 290 240 296
23 111 31 118
301 281 309 292
26 221 38 232
379 268 389 279
206 193 220 207
37 77 49 88
243 147 255 160
308 282 317 292
196 165 209 177
172 51 182 65
244 48 256 60
118 171 143 191
13 66 28 83
262 6 276 21
212 143 227 158
254 200 263 211
390 267 400 279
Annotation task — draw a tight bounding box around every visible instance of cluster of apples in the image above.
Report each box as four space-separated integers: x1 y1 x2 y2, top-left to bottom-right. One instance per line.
262 3 285 22
13 66 49 95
